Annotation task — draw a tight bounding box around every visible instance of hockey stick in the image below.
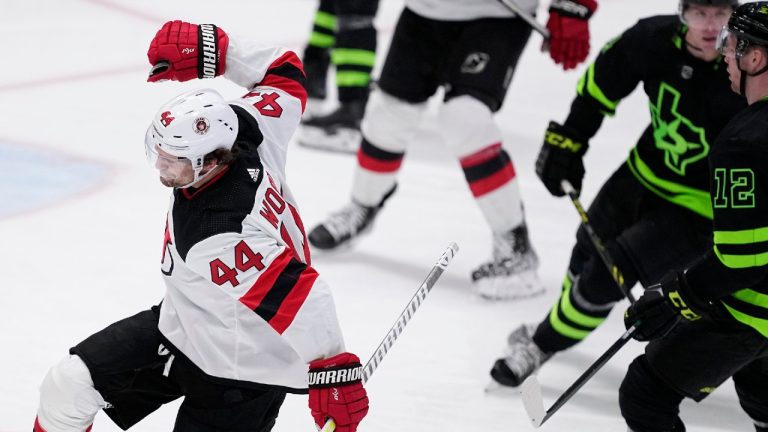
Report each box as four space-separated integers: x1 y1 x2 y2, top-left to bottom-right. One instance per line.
520 323 638 427
561 180 636 303
497 0 551 39
320 242 460 432
517 181 641 427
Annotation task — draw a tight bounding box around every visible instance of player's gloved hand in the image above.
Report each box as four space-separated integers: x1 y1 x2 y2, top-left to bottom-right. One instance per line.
308 352 369 432
546 0 598 70
536 121 588 196
624 272 707 342
147 20 229 82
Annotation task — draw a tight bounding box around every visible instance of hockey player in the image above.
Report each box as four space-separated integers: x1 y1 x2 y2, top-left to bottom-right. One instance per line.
296 0 380 153
489 0 745 387
620 4 768 430
307 0 600 300
32 21 369 432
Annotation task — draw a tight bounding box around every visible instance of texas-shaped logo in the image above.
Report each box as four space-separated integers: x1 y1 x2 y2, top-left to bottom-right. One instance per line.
649 82 709 176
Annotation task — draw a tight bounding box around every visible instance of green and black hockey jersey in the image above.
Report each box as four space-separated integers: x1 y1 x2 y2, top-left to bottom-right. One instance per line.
564 15 746 219
685 100 768 338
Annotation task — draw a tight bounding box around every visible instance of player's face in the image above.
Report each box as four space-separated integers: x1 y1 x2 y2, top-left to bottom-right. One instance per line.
153 145 195 187
684 5 733 55
719 31 742 93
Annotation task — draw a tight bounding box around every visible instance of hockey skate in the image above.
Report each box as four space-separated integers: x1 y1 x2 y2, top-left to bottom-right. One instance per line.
487 324 551 391
471 224 544 300
308 200 379 250
297 99 365 153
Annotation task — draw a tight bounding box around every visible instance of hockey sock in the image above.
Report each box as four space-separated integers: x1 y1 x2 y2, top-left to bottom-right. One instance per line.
352 91 425 206
532 272 613 353
439 95 525 233
306 0 336 56
334 0 378 103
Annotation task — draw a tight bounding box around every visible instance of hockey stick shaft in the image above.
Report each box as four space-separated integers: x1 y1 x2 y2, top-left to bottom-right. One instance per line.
523 324 638 427
320 242 460 432
520 183 640 427
561 180 636 303
497 0 551 39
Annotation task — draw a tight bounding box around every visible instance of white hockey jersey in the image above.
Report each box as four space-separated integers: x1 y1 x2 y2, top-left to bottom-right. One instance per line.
406 0 539 21
157 40 345 392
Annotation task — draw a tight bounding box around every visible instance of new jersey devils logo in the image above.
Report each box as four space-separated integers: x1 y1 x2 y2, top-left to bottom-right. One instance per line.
160 111 175 127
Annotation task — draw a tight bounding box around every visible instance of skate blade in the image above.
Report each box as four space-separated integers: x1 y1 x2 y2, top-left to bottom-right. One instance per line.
473 269 546 301
296 125 360 154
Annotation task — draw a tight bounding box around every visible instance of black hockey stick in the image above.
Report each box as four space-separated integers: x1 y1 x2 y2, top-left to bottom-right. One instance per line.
520 324 638 427
517 181 641 427
321 242 460 432
561 180 636 303
497 0 551 39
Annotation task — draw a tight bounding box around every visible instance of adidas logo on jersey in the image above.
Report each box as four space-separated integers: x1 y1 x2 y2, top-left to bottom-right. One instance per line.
248 168 260 181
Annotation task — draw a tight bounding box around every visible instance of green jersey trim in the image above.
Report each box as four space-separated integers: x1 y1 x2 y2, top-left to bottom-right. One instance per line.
714 226 768 245
577 63 619 116
626 148 713 219
714 245 768 269
723 301 768 338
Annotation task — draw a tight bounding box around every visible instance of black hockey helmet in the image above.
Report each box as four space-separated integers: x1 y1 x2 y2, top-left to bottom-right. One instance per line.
725 1 768 49
717 2 768 94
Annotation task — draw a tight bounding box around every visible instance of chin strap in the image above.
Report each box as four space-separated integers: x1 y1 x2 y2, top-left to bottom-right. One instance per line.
737 45 768 96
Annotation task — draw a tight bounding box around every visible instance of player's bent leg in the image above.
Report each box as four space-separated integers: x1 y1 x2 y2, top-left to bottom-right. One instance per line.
437 94 541 300
488 267 614 388
35 354 106 432
308 90 424 250
620 355 686 432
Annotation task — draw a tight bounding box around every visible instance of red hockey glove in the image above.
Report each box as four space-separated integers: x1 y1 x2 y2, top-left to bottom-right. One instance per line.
624 272 709 341
546 0 597 70
147 20 229 82
308 352 369 432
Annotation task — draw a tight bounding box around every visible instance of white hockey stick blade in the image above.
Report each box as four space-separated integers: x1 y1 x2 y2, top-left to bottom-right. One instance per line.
520 375 546 428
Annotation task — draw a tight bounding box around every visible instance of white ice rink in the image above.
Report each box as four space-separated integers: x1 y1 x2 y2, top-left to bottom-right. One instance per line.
1 0 749 431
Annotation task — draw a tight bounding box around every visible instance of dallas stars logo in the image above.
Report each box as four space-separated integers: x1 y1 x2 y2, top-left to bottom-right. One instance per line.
649 82 709 176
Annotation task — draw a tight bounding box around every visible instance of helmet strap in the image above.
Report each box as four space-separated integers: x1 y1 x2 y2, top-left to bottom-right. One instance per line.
737 46 768 96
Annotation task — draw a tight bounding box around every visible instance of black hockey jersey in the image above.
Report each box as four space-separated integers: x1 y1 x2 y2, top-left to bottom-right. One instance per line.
565 15 746 219
685 100 768 338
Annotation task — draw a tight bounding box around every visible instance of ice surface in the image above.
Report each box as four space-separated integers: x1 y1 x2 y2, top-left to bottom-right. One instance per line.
0 1 746 431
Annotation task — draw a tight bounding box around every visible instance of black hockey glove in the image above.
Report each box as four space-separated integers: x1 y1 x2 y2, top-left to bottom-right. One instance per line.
624 271 708 341
536 121 588 197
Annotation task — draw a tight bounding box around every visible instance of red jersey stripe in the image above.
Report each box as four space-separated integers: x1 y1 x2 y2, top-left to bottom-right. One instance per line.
268 266 318 334
261 51 307 112
239 248 293 310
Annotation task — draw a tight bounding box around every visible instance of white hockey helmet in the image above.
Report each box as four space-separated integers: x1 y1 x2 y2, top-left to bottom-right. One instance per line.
145 88 239 186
